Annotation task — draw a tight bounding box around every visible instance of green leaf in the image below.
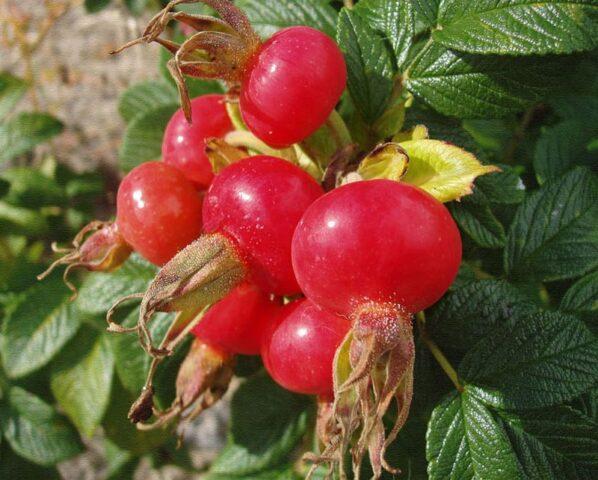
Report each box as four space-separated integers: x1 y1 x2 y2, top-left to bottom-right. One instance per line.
50 331 114 437
498 404 598 479
426 389 521 480
84 0 111 13
405 42 562 118
534 119 597 184
561 271 598 315
118 80 178 123
237 0 338 38
428 279 539 351
460 311 598 410
76 253 157 316
118 104 178 171
0 443 60 479
210 373 310 475
0 386 83 466
434 0 598 55
475 165 525 205
337 8 395 123
110 309 171 394
0 167 65 208
206 465 299 480
355 0 415 68
504 168 598 282
0 73 27 120
0 113 63 163
449 193 506 249
1 277 81 378
0 201 49 237
413 0 440 28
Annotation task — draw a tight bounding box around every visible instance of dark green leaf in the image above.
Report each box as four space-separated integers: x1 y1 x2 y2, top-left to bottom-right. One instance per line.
355 0 415 68
0 113 63 163
237 0 337 38
550 94 598 124
405 42 562 118
0 443 60 479
450 193 506 249
0 73 27 120
118 80 177 123
534 120 597 184
206 465 299 480
428 279 539 351
561 271 598 315
210 373 310 475
434 0 598 55
412 0 440 28
505 168 598 282
50 331 114 437
475 166 526 205
426 389 521 480
76 253 157 316
462 119 513 155
0 167 65 208
1 277 81 378
0 386 83 465
0 201 48 237
337 8 395 123
460 311 598 409
84 0 111 13
118 104 178 171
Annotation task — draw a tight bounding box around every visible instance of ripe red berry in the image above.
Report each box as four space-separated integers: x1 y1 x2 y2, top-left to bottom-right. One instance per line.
292 180 462 317
192 282 279 355
202 155 324 295
262 298 349 396
162 94 233 189
116 161 203 266
240 26 347 148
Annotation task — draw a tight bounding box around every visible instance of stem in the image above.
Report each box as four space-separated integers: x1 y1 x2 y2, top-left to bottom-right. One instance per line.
326 110 352 149
224 130 290 158
416 312 463 392
502 104 538 164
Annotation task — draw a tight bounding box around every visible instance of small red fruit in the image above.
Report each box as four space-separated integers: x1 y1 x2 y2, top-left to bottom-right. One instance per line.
240 26 347 148
162 95 233 189
262 298 349 396
192 282 279 355
116 161 203 265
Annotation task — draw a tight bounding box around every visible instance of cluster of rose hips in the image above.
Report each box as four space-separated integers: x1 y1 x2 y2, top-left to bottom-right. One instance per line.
41 1 462 477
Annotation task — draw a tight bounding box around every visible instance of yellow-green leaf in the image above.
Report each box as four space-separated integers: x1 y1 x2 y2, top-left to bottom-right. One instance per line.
393 124 429 142
357 143 409 181
399 139 498 202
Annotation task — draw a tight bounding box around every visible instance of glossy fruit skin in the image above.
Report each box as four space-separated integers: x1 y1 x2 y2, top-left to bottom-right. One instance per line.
292 180 462 317
203 155 323 295
262 298 350 396
117 162 203 266
162 95 233 189
240 26 347 148
192 282 279 355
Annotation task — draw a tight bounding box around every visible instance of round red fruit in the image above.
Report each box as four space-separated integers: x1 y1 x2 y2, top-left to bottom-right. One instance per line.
292 180 462 316
162 94 233 189
262 298 350 396
192 283 279 356
203 155 323 295
240 26 346 148
117 161 203 265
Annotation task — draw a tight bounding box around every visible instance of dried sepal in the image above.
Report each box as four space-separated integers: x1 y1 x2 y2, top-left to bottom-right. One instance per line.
307 304 415 480
206 138 247 174
37 221 132 300
356 142 409 182
106 233 246 357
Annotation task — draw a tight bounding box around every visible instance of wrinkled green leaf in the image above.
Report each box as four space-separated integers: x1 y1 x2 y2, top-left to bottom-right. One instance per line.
0 113 63 163
50 330 114 437
119 104 178 171
0 386 83 466
561 271 598 315
238 0 337 38
475 165 525 205
428 279 539 351
1 277 80 378
435 0 598 55
413 0 440 28
450 193 506 249
76 253 157 316
0 167 65 208
405 42 562 118
210 373 310 475
460 311 598 409
0 73 27 120
118 80 178 123
337 8 395 123
505 168 598 282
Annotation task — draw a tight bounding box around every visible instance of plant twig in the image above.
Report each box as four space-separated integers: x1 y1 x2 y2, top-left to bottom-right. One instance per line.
502 104 538 164
343 0 354 8
416 312 463 392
